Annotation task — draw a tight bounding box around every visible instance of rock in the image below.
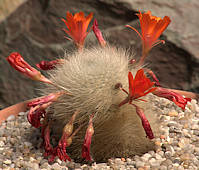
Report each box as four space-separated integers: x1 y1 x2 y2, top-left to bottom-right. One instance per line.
0 0 27 23
159 166 167 170
0 141 5 147
168 110 178 117
141 153 151 162
149 158 160 167
135 161 145 168
51 163 62 170
3 159 12 165
6 115 15 121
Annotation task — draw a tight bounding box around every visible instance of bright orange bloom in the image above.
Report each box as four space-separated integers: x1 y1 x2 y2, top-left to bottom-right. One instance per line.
119 69 157 139
128 69 157 102
119 69 157 106
62 11 93 50
126 10 171 64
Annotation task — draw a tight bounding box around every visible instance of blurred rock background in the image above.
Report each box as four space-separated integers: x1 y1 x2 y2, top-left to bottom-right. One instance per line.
0 0 199 107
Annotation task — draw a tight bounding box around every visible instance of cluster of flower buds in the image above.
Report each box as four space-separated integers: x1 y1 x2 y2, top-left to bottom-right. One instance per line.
36 59 64 70
42 111 80 162
27 92 65 128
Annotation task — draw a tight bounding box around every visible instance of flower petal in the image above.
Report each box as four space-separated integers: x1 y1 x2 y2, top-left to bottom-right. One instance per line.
132 104 154 139
153 87 191 110
82 114 94 161
7 52 52 84
62 11 93 49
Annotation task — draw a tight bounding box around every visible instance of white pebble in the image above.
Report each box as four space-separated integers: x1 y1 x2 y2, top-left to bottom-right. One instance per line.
3 159 12 165
135 161 145 168
141 153 151 162
149 158 160 167
0 141 5 147
56 158 62 165
155 153 162 160
18 112 26 116
6 115 15 121
24 141 32 147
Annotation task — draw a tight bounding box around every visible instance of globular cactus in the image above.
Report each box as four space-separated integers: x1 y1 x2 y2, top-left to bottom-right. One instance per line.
41 46 160 162
6 10 191 163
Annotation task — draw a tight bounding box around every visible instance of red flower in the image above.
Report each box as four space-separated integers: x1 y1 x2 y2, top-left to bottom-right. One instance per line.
119 69 157 106
43 111 80 163
132 104 154 139
119 69 156 139
126 10 171 64
62 11 93 50
27 92 65 128
153 87 191 110
36 59 64 70
92 19 106 47
82 114 94 161
27 104 47 128
7 52 52 84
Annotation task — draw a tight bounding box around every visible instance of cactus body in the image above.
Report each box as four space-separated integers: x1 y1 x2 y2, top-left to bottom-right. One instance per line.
41 46 160 162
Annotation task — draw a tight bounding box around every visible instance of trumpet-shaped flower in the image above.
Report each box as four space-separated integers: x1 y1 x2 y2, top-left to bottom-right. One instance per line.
7 52 52 84
62 11 93 50
82 114 94 161
92 19 106 47
119 69 157 106
153 87 191 110
126 10 171 65
27 92 65 128
36 59 64 70
119 69 157 139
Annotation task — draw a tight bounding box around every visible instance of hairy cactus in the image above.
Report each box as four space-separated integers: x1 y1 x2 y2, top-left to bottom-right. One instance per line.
6 10 192 163
40 46 160 162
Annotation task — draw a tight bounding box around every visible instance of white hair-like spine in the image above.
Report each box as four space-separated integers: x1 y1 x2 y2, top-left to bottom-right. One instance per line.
41 45 160 162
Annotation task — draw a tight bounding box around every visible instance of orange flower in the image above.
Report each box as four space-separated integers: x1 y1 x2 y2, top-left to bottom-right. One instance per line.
126 10 171 64
119 69 157 139
62 11 93 50
119 69 157 106
128 69 157 101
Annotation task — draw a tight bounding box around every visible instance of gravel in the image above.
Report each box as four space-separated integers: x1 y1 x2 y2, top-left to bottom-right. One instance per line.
0 96 199 170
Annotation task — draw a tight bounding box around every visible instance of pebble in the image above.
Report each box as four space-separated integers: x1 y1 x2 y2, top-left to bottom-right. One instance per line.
0 141 5 147
149 158 160 167
0 95 199 170
141 153 151 162
3 159 12 165
168 110 178 117
135 161 145 168
6 115 15 121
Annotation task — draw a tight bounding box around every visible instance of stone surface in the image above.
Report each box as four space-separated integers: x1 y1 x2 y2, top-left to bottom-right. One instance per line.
0 0 198 107
0 0 27 23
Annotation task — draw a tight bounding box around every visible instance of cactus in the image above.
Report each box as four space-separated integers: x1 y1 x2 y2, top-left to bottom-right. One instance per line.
40 46 160 162
6 10 192 163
